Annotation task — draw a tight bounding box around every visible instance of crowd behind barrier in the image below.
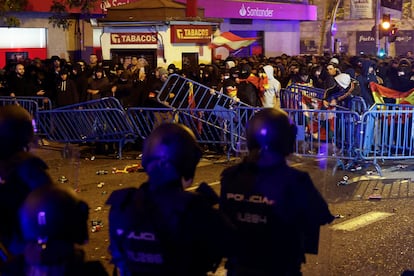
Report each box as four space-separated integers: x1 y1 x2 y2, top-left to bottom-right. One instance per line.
2 75 414 174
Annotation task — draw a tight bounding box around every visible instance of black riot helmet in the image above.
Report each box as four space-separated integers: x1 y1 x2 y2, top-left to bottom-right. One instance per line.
0 105 34 159
247 108 297 156
19 185 89 246
142 123 202 184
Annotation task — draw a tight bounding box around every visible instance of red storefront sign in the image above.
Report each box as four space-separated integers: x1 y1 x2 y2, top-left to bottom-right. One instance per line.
110 33 158 44
170 25 212 43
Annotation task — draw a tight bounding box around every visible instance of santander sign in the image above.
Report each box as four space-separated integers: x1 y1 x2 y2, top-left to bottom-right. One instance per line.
239 3 274 18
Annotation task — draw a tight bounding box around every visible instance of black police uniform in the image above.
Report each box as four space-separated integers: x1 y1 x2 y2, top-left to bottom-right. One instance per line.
220 158 334 276
0 151 53 256
107 181 233 276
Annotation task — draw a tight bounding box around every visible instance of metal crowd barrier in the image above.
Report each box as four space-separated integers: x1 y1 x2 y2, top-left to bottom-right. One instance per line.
233 106 361 173
0 96 52 137
157 74 251 109
54 97 124 110
281 84 325 109
126 107 237 154
36 108 137 158
281 84 368 114
359 103 414 174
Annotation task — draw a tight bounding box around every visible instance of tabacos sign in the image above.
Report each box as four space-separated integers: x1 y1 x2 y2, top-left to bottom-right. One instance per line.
170 25 212 43
110 33 158 44
239 3 274 18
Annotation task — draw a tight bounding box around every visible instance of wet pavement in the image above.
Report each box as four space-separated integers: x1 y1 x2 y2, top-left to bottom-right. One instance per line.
31 141 414 275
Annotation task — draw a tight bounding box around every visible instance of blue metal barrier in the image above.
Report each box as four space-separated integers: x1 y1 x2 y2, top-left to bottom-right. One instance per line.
359 103 414 174
54 97 124 110
281 84 368 114
281 84 325 109
126 107 237 154
233 106 361 173
0 96 53 110
157 74 251 109
0 97 47 137
37 108 136 158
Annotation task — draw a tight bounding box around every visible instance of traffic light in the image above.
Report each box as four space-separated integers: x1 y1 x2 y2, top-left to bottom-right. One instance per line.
389 26 398 42
381 14 391 31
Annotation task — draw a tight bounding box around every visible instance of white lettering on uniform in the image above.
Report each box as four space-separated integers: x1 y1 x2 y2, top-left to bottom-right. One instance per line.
126 231 157 241
226 193 275 205
127 251 163 264
237 212 268 224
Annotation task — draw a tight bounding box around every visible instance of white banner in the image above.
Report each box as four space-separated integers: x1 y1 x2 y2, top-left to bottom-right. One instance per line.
350 0 374 19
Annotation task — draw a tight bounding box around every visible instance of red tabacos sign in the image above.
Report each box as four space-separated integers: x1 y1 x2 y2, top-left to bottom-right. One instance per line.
110 33 158 44
170 25 212 43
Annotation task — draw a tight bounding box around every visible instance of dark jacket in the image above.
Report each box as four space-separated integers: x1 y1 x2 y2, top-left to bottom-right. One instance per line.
107 181 234 276
220 159 334 275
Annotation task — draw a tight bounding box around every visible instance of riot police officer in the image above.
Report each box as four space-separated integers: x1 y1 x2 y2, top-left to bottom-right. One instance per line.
13 184 108 276
220 108 334 276
0 105 54 258
107 123 234 276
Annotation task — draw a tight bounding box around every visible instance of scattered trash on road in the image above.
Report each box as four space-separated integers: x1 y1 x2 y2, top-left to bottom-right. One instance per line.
337 175 349 186
97 182 105 188
91 220 104 232
58 175 68 183
112 164 143 174
96 170 108 175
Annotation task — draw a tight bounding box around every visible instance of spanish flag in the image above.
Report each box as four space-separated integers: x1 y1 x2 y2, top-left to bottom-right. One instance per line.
370 82 414 104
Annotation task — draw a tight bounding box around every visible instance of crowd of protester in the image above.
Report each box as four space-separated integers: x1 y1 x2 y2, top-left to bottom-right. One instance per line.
1 51 414 110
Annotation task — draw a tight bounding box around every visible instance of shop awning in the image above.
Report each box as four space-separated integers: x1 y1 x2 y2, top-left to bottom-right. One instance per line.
209 32 257 51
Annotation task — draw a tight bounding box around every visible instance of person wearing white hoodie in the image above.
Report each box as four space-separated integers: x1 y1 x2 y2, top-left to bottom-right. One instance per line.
262 64 282 108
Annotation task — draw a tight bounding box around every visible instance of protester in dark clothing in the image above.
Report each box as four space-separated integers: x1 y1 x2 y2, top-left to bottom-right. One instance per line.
323 73 355 108
7 63 32 97
220 108 334 275
322 62 341 90
71 61 89 103
355 59 377 107
107 123 234 276
237 63 261 106
55 68 79 107
0 105 54 262
123 67 150 107
87 66 111 100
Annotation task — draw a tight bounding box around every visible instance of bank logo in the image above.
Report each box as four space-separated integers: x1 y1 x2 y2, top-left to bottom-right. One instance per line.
239 3 274 18
239 4 247 16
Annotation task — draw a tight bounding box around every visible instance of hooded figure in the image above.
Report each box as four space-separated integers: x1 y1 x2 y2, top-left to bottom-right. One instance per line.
323 73 354 108
262 65 281 108
355 59 377 107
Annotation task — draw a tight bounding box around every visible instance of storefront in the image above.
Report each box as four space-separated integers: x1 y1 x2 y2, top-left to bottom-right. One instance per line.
98 0 221 69
99 23 218 70
176 0 317 58
97 0 316 68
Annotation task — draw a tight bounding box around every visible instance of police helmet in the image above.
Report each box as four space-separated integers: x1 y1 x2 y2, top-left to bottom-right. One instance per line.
19 185 89 245
247 108 297 156
142 123 202 182
0 105 34 158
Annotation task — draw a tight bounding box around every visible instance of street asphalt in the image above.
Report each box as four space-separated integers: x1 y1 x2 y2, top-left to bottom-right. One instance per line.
31 141 414 275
